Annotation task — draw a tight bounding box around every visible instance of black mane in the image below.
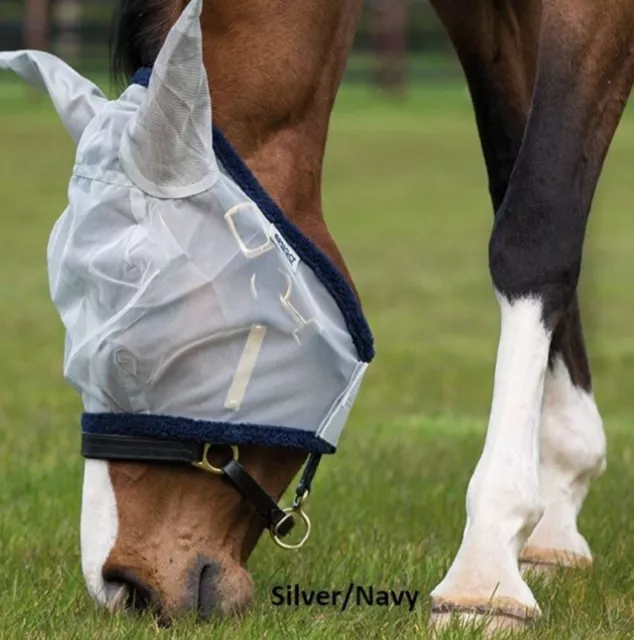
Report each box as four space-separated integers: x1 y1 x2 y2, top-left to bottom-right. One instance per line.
110 0 173 85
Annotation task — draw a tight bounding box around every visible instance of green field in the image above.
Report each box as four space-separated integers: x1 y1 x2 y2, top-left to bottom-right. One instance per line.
2 79 634 638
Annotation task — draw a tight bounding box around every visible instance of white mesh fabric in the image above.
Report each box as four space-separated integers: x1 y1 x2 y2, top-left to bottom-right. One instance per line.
119 0 218 199
0 50 107 143
45 83 366 447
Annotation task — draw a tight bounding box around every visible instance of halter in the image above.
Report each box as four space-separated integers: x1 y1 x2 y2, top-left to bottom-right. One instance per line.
83 432 322 548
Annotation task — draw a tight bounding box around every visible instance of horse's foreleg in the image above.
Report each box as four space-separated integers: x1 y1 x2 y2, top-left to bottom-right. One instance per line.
430 0 634 629
435 0 606 576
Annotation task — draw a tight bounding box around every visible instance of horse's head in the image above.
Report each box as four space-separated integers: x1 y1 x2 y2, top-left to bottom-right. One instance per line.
2 0 371 621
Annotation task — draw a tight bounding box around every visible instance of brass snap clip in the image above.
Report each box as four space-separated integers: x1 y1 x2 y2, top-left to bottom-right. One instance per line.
192 443 239 475
271 489 312 550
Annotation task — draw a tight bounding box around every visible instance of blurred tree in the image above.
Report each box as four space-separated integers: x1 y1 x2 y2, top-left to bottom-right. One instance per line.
54 0 80 63
24 0 50 50
369 0 411 95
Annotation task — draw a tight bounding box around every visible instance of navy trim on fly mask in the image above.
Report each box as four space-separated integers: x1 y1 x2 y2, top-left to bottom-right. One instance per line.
130 66 374 364
82 413 335 455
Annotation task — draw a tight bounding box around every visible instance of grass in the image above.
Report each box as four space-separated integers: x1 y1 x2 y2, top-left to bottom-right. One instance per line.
2 78 634 638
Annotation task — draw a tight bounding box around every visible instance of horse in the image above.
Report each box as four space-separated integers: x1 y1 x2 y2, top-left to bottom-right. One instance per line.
3 0 633 633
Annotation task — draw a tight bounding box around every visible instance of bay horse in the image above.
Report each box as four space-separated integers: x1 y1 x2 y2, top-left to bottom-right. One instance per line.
4 0 633 633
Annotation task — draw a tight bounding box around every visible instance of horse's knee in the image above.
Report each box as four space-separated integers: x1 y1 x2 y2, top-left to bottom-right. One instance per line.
488 192 582 324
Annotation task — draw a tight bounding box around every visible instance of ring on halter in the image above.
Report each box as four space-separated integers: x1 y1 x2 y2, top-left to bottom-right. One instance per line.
270 490 312 550
192 443 239 475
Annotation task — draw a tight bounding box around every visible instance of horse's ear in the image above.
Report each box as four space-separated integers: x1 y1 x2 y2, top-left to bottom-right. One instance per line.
119 0 217 199
0 51 107 143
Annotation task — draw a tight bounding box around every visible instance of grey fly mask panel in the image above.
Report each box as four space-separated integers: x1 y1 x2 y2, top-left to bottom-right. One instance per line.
0 0 373 546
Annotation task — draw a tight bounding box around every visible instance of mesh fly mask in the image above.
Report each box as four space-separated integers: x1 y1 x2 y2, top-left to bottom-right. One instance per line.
0 0 373 547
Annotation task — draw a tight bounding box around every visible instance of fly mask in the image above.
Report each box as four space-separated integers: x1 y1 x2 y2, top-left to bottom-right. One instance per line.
0 0 374 548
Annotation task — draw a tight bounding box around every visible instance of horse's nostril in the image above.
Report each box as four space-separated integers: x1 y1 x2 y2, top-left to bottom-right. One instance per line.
194 560 254 619
197 562 222 620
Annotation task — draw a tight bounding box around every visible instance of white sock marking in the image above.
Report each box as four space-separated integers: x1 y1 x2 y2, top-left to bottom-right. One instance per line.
432 295 550 610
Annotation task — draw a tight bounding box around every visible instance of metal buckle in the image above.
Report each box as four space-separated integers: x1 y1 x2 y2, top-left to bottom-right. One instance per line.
192 443 239 475
192 446 314 551
270 489 312 550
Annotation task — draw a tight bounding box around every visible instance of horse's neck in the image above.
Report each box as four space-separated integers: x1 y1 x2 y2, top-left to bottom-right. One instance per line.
200 0 363 282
